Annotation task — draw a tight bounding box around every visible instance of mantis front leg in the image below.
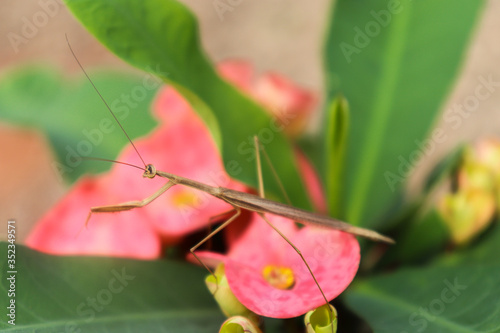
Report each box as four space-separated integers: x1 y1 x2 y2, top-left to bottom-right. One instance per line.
85 180 177 227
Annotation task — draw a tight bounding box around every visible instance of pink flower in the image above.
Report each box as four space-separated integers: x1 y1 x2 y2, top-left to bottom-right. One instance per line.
218 61 326 211
195 214 360 318
25 177 162 259
218 61 316 137
255 73 316 137
26 59 320 260
26 86 243 258
218 60 255 93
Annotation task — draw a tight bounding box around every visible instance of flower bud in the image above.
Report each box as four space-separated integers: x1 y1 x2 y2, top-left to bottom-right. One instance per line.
206 263 259 324
219 316 263 333
439 188 495 245
471 138 500 172
458 161 495 193
304 304 337 333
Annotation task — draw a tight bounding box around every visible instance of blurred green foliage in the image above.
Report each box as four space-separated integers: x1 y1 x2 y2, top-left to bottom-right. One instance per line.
0 0 495 332
0 66 158 182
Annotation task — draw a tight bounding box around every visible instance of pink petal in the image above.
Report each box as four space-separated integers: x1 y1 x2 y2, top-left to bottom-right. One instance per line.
226 214 298 266
295 150 326 213
217 60 255 93
25 177 161 259
217 60 317 137
152 85 193 123
189 251 228 269
224 215 360 318
255 73 316 136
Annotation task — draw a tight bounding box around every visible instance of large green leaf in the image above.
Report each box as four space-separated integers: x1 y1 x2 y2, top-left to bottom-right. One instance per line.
63 0 310 209
386 208 449 264
344 225 500 332
0 242 223 332
0 66 158 183
324 0 485 227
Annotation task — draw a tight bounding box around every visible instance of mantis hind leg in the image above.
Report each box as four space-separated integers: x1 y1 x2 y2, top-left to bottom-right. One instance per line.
190 207 242 282
254 136 335 330
253 136 291 204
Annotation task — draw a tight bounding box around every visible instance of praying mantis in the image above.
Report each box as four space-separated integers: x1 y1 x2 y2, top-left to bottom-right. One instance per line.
67 36 393 328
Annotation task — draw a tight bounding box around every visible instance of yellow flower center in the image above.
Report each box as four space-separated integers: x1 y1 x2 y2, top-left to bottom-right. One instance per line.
262 265 295 290
171 189 198 207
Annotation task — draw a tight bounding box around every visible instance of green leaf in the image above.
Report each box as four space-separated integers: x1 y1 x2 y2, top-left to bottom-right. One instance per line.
323 95 349 218
388 208 449 264
63 0 310 209
324 0 486 227
344 225 500 332
0 66 158 183
0 242 223 332
423 145 465 193
382 146 467 263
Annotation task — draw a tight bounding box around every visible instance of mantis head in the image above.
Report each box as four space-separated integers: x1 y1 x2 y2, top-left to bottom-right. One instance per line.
143 164 157 179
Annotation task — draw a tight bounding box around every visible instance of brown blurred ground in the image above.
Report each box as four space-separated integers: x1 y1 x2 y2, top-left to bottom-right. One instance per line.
0 0 499 243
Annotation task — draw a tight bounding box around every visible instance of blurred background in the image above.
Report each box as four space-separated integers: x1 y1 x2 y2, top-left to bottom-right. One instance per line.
1 0 500 243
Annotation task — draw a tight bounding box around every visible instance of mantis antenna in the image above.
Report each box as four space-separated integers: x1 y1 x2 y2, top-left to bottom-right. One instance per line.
65 34 147 169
